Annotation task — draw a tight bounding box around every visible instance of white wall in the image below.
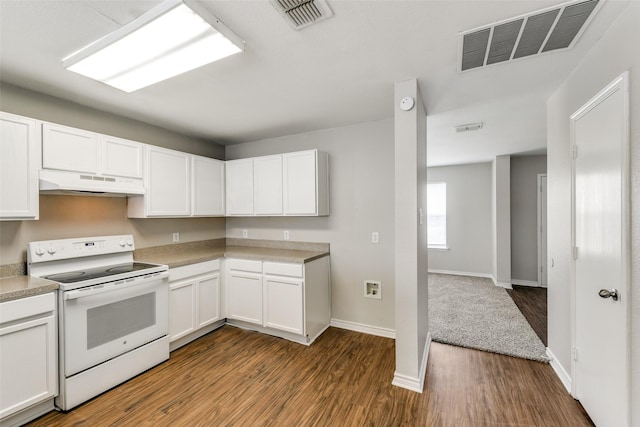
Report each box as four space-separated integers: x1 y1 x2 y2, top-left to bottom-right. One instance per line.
392 79 429 392
494 155 511 287
427 162 493 277
0 83 224 159
510 155 547 283
547 3 639 424
226 118 396 332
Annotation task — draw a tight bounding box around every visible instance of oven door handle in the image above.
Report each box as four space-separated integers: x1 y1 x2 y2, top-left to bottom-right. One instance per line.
63 271 169 301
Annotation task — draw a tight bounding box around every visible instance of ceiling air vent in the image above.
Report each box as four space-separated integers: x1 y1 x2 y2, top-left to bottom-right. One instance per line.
459 0 600 72
271 0 333 30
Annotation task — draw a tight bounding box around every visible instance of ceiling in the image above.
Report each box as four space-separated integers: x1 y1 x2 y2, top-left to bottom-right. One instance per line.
0 0 630 166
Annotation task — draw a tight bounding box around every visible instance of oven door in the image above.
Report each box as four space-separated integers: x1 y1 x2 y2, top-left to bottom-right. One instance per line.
62 272 168 377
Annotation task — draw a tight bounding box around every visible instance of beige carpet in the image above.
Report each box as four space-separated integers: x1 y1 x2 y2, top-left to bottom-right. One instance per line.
428 273 549 362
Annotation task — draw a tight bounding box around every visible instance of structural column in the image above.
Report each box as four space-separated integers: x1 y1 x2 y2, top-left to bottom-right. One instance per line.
392 79 430 392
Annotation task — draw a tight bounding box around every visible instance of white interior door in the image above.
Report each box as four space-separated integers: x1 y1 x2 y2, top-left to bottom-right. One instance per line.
572 73 629 427
537 174 548 286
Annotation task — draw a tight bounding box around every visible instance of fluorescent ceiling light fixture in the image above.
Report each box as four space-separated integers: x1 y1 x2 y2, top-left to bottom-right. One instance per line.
63 0 244 92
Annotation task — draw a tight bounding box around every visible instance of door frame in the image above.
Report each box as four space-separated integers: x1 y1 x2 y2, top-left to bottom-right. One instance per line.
569 72 630 418
537 173 547 287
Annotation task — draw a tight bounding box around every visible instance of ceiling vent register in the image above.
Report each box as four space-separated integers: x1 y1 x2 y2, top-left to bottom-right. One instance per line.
459 0 600 72
271 0 333 30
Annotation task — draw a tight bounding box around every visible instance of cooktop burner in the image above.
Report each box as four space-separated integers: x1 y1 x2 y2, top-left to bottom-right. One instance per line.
44 262 160 284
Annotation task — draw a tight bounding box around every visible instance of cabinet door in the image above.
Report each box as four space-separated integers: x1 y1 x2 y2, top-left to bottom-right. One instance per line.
146 145 190 216
0 113 39 220
42 122 99 173
225 159 254 215
192 155 225 216
264 276 304 334
254 155 283 215
101 135 143 178
283 150 317 215
169 280 196 341
197 273 220 328
226 271 262 324
0 308 56 419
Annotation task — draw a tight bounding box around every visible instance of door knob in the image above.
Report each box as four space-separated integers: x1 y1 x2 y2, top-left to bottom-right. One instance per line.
598 288 619 301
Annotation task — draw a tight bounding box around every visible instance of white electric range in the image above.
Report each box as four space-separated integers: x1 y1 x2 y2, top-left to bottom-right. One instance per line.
27 235 169 411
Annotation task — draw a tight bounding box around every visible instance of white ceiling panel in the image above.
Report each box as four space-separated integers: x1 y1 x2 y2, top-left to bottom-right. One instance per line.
0 0 631 166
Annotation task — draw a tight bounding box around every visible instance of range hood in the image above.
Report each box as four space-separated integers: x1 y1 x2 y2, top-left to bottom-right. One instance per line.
39 169 145 197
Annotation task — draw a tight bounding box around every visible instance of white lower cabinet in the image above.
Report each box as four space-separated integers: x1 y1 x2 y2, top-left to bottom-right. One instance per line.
264 275 303 335
168 260 222 350
226 256 330 345
225 259 263 325
0 293 57 426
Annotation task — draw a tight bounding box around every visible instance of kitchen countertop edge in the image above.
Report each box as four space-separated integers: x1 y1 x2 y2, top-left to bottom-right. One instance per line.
135 246 329 268
0 276 59 303
1 242 330 301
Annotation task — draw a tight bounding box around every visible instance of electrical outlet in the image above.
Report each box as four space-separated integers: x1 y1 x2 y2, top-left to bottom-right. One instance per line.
284 230 290 240
371 232 379 244
172 232 180 243
242 229 248 238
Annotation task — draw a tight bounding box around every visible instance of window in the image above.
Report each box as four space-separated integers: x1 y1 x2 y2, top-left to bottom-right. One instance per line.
427 182 447 249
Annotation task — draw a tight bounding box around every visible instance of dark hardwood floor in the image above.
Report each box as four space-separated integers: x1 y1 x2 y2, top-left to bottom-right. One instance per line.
29 325 592 426
507 285 548 346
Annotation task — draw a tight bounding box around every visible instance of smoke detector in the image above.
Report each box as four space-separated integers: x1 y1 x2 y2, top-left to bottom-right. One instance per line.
271 0 333 30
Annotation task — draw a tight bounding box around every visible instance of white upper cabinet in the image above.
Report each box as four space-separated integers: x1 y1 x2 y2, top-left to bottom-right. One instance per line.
42 122 142 179
283 150 329 216
42 123 99 174
192 155 225 216
226 158 254 215
0 112 40 220
128 145 190 217
226 150 329 217
129 147 225 218
254 155 283 215
101 135 143 179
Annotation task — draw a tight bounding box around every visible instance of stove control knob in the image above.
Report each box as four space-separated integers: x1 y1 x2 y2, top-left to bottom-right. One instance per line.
47 246 56 255
35 246 45 256
119 240 126 247
126 239 133 247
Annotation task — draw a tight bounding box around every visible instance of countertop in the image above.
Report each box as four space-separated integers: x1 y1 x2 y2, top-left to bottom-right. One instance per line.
0 275 58 303
1 239 329 302
135 245 329 268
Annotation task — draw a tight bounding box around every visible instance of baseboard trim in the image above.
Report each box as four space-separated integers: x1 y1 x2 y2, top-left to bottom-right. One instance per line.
546 347 572 393
428 269 493 279
495 281 513 289
392 332 431 393
512 279 540 287
330 318 396 339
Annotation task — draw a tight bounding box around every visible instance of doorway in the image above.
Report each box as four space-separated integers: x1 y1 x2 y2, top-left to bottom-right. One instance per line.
571 72 630 426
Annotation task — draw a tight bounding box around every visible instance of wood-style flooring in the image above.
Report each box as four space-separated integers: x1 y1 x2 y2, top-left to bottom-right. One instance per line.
506 285 548 346
29 325 593 426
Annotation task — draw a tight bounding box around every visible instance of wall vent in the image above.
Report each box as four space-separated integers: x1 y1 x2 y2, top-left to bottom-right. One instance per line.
454 122 484 133
271 0 333 30
459 0 600 72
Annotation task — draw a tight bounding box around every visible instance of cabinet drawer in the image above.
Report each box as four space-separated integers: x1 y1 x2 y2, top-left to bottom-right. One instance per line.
0 293 55 324
263 262 303 278
169 259 220 281
226 258 262 273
